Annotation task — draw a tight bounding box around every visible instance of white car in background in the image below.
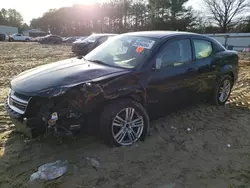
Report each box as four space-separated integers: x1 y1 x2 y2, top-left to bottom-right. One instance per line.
9 33 32 42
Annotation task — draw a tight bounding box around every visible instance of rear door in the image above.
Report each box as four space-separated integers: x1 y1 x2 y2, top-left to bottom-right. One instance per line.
190 38 218 98
147 37 200 110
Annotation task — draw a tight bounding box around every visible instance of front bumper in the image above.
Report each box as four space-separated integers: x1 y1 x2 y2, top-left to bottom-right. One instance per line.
4 99 45 138
4 100 33 137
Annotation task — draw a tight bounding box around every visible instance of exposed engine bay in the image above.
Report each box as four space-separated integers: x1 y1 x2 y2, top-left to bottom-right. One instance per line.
6 81 119 138
27 90 88 137
46 109 83 137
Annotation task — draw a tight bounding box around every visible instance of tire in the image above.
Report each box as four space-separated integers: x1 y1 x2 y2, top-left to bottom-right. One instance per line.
0 34 6 41
211 75 233 105
100 99 150 147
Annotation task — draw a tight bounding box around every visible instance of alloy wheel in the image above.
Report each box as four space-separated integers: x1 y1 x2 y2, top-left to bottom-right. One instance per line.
111 107 144 146
218 79 231 103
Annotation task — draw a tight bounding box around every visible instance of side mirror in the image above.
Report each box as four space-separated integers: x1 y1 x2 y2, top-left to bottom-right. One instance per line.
155 59 162 70
77 55 84 59
152 63 156 71
152 61 161 71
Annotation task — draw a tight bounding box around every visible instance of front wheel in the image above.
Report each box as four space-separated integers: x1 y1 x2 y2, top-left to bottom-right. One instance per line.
100 99 149 147
211 75 233 105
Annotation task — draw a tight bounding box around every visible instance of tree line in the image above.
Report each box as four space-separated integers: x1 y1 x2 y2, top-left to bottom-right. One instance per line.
30 0 197 36
1 0 250 36
0 8 29 32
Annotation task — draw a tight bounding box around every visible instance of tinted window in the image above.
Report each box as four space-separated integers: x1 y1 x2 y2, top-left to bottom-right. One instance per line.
194 39 213 59
50 36 60 40
98 36 108 44
156 39 192 69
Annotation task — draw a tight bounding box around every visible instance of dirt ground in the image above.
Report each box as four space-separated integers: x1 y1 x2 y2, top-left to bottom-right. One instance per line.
0 42 249 188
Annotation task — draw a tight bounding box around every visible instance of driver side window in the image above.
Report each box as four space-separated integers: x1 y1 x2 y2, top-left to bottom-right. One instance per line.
156 39 192 69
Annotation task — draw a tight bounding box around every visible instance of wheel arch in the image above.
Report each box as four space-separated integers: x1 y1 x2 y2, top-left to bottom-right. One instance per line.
217 65 234 84
83 90 147 121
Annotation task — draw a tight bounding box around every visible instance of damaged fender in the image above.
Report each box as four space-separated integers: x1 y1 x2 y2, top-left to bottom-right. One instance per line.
78 72 148 113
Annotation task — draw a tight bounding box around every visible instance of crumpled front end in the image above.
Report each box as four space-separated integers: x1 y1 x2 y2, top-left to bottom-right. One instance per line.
5 68 134 138
4 87 87 138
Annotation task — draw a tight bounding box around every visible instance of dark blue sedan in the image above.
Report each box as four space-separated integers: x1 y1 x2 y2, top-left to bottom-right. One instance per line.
5 31 239 146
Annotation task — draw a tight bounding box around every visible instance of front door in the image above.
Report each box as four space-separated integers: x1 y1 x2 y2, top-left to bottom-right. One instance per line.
146 38 199 112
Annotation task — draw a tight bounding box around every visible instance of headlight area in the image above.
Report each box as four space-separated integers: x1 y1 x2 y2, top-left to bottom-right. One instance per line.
36 86 70 98
25 86 89 137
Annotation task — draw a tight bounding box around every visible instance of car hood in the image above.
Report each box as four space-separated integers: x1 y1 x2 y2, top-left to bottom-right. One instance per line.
11 58 130 96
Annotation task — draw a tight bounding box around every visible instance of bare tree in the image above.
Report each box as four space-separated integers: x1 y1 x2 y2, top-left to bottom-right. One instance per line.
203 0 250 33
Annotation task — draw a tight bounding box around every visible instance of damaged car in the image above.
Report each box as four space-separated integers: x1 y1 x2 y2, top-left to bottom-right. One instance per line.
5 31 238 146
72 33 116 56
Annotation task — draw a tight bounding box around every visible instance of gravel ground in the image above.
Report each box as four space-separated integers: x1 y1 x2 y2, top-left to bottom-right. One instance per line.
0 42 249 188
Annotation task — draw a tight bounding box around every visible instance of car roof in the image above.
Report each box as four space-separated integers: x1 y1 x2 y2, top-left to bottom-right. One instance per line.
123 31 204 39
91 33 117 37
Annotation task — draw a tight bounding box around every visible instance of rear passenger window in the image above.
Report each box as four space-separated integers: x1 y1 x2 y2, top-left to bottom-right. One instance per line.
194 40 213 59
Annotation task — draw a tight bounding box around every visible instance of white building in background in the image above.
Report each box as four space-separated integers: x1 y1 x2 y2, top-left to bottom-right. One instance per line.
206 33 250 51
0 25 18 35
23 29 47 37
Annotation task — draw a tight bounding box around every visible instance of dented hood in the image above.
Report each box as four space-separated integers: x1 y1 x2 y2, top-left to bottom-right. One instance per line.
11 57 129 95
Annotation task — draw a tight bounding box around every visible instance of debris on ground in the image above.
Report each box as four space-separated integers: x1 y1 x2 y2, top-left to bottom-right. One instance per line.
86 157 100 170
187 128 191 132
29 160 68 182
227 144 231 148
171 126 177 130
159 183 176 188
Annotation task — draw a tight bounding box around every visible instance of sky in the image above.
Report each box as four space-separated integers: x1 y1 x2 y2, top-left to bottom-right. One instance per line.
1 0 201 24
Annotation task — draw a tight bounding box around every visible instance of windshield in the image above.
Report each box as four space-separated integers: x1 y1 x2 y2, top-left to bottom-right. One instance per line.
84 35 158 69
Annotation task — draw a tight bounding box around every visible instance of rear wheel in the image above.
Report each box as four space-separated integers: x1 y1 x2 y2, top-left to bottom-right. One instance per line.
211 75 233 105
100 99 149 146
